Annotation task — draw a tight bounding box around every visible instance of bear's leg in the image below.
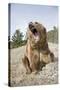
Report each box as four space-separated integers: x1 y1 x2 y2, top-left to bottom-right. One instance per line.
40 51 54 64
22 56 32 74
30 63 40 74
30 55 40 73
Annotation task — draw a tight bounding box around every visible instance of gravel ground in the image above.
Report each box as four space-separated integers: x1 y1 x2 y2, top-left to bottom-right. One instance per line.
10 43 58 87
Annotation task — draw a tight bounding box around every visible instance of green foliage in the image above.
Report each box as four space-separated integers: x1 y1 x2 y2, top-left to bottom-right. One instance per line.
47 26 58 43
11 29 27 48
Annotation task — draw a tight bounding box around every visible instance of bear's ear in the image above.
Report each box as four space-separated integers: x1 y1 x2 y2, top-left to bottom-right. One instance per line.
44 27 46 32
35 22 38 24
43 27 47 34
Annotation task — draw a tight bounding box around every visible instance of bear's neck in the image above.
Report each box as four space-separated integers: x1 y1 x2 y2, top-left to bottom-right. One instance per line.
27 40 40 51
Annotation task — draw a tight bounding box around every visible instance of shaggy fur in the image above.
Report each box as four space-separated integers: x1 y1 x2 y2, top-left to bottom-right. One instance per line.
22 22 54 74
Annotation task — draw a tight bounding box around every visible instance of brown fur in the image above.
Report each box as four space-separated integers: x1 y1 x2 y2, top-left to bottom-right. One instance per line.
22 22 54 74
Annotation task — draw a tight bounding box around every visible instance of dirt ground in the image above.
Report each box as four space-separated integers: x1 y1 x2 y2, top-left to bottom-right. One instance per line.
10 43 58 87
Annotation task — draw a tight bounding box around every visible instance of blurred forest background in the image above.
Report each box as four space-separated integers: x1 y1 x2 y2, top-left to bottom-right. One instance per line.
8 26 58 49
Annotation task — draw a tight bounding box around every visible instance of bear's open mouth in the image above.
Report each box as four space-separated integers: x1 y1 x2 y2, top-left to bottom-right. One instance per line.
31 28 38 36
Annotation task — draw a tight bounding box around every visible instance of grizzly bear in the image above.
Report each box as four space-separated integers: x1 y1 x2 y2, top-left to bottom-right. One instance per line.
22 22 54 74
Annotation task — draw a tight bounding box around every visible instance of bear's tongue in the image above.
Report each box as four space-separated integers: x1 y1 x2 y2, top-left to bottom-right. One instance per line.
34 32 39 36
34 32 40 42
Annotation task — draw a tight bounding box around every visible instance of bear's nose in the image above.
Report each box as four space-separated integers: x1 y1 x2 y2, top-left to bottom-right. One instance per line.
29 22 34 29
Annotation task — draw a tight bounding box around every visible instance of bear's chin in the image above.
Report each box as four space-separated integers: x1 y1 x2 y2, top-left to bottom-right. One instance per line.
34 35 40 43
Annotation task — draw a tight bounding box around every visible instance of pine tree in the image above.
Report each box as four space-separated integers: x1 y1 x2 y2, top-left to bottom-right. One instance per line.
12 29 23 47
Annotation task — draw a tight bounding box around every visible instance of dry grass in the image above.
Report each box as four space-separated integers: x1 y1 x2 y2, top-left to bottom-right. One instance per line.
10 43 58 87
